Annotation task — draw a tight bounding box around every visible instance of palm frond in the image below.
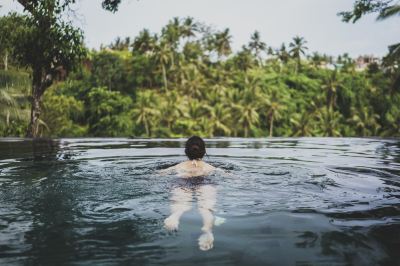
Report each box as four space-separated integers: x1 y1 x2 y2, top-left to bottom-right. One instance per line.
377 5 400 20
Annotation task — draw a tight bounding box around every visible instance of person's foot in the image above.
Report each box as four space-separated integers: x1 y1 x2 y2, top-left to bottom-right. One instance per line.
164 216 179 231
198 231 214 251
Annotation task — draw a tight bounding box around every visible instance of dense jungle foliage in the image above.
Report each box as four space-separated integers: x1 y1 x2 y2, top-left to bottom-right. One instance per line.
1 16 399 138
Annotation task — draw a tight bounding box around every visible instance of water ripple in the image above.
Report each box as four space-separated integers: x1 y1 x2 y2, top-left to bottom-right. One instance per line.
0 138 399 265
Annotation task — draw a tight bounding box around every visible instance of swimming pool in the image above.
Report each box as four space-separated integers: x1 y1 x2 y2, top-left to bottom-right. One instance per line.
0 138 399 265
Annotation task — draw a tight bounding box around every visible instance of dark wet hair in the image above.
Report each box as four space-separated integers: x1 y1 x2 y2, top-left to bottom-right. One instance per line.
185 136 206 160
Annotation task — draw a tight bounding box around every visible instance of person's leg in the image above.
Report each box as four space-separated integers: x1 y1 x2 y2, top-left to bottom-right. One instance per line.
197 185 217 251
164 187 192 231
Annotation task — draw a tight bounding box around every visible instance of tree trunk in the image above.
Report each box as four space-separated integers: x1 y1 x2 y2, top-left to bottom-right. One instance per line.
27 84 42 137
162 64 168 91
258 55 263 67
4 51 8 71
244 73 249 85
26 70 49 138
6 110 10 126
269 113 274 137
144 119 150 137
327 87 336 111
298 58 301 72
167 120 171 132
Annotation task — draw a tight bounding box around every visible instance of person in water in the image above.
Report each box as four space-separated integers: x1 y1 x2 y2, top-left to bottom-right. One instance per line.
163 136 218 251
162 136 216 178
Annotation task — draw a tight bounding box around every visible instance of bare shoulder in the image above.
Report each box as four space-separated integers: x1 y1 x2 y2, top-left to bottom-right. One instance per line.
159 161 217 177
174 161 189 170
158 162 190 175
158 164 178 175
202 162 216 171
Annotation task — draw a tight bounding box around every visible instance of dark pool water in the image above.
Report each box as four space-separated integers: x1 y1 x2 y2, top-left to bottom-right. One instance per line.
0 138 399 265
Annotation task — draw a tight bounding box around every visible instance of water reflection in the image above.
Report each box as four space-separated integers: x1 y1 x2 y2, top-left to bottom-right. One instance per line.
0 138 61 161
0 138 400 265
164 181 217 251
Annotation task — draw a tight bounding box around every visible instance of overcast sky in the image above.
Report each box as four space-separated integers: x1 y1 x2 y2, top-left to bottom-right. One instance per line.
2 0 400 57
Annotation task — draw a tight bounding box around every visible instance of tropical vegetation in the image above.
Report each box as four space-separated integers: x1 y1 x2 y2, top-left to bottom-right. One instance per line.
0 3 399 138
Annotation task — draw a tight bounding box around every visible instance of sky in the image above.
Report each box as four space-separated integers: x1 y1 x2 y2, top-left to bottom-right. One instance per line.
2 0 400 57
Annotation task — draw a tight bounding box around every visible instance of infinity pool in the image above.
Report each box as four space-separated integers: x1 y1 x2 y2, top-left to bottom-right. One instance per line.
0 138 399 265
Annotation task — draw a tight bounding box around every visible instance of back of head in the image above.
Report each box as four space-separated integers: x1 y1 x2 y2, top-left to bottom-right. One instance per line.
185 136 206 160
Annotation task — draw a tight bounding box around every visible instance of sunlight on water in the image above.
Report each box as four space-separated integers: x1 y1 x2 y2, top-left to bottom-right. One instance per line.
0 138 399 265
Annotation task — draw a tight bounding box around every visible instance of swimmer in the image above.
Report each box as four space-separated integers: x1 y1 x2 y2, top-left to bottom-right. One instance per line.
162 136 219 251
164 184 217 251
161 136 216 178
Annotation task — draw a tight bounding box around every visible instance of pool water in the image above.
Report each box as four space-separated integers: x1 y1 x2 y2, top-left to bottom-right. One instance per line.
0 138 399 265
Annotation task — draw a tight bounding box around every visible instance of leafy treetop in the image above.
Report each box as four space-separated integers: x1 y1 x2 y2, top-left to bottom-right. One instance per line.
339 0 396 22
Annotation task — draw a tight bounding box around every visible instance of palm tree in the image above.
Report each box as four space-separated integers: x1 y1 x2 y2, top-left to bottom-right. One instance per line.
290 111 314 137
278 44 290 64
266 101 283 137
187 99 208 120
160 17 184 72
182 41 203 63
261 88 286 137
232 88 260 137
213 28 232 60
221 89 238 137
322 70 341 111
309 52 324 68
206 85 228 103
161 17 181 49
289 36 308 73
132 29 157 55
0 86 32 136
248 31 267 66
184 99 210 135
181 17 198 40
377 4 400 86
381 98 400 137
160 91 185 133
234 46 255 73
109 36 131 51
348 106 380 136
235 103 259 137
315 107 342 137
132 91 160 137
382 42 400 94
154 41 173 91
180 63 205 98
0 87 19 128
204 103 231 137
